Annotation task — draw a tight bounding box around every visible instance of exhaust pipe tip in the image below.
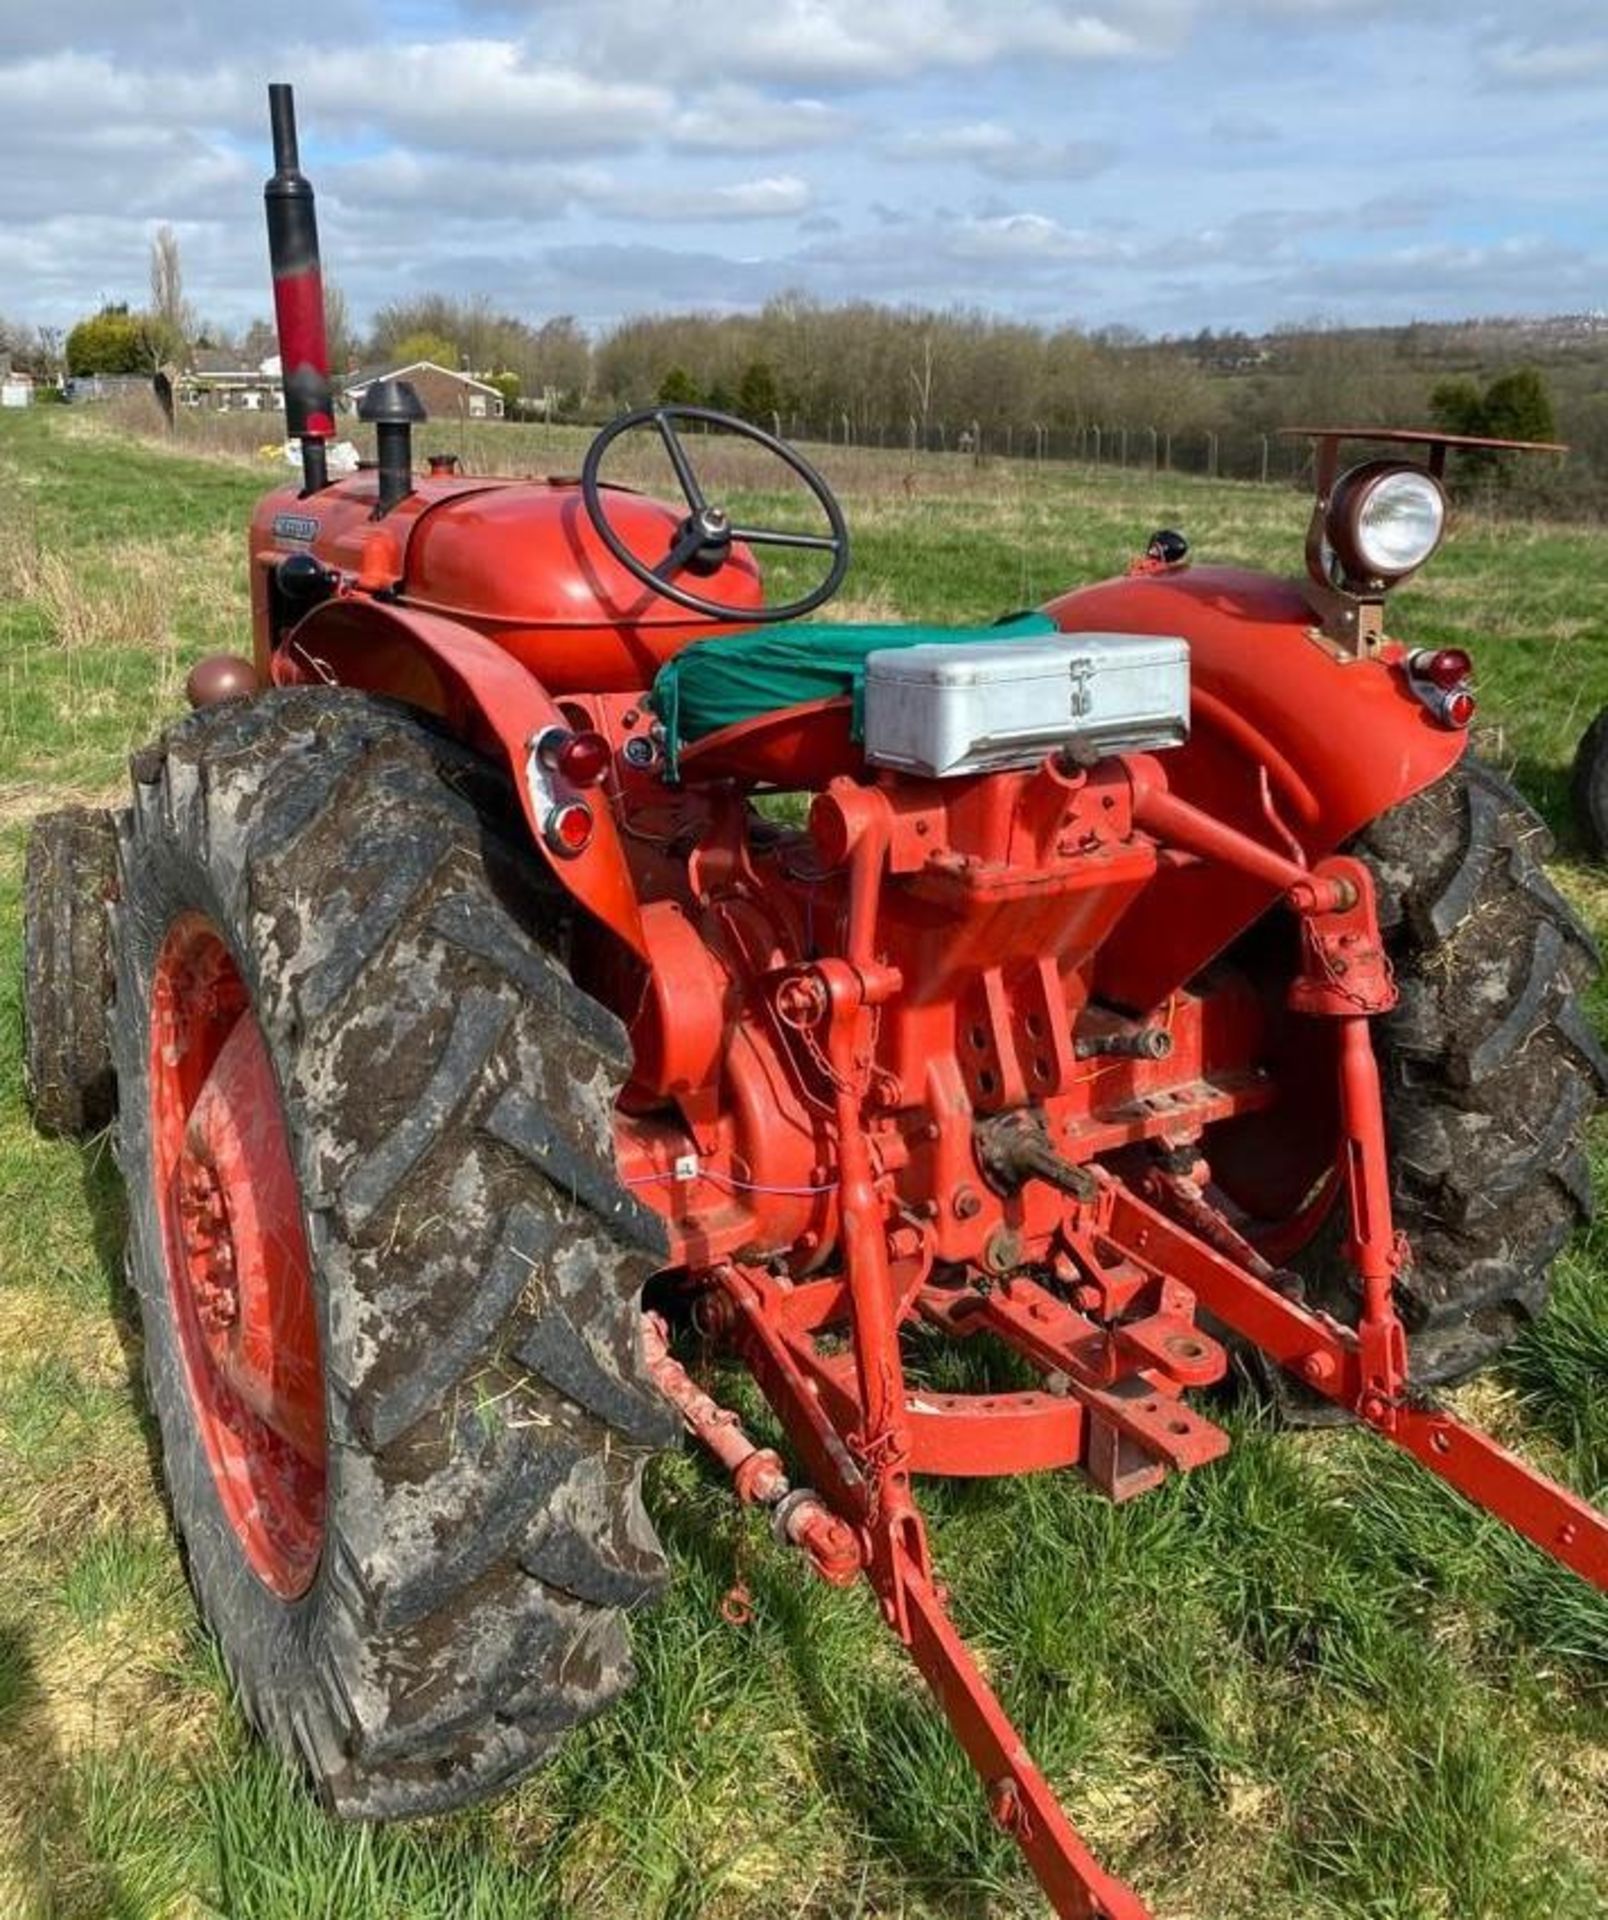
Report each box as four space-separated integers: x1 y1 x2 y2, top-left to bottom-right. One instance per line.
357 377 428 516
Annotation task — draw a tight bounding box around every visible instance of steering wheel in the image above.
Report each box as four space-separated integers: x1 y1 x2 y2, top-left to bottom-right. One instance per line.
580 405 850 622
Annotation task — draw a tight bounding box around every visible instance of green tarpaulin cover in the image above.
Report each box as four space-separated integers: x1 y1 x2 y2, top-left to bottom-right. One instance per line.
651 611 1058 774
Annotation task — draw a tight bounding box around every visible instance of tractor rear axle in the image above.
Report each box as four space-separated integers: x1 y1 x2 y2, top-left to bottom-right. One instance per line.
653 779 1608 1920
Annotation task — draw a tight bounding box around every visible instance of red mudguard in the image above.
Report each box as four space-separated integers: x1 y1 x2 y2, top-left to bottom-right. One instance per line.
1047 566 1465 1008
273 596 649 959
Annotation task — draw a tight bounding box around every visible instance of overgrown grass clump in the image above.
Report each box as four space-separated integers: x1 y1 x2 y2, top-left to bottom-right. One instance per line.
0 406 1603 1918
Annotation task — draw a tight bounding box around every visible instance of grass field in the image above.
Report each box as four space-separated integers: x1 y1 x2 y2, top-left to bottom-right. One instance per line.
1 401 1605 1920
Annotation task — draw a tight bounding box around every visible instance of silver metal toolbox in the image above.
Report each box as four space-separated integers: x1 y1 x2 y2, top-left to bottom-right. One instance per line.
862 632 1190 777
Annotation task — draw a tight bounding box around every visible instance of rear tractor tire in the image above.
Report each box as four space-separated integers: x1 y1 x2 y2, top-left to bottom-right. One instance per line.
1293 756 1607 1389
111 689 676 1817
1571 706 1608 862
23 804 119 1139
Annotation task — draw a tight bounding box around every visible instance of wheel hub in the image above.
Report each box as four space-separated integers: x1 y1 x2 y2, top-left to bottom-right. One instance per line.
176 1150 239 1336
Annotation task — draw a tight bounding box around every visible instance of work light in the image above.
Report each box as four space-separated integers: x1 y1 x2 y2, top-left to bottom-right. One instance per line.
1325 461 1447 586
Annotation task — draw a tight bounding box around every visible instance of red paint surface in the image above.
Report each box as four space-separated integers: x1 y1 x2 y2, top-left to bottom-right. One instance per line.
269 267 334 435
149 914 325 1598
1047 566 1463 1005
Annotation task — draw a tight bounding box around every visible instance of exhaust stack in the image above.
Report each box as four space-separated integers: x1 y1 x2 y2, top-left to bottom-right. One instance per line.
265 83 335 494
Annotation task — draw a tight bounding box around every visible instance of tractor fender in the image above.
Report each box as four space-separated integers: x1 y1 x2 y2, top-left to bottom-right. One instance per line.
1047 566 1466 1003
272 596 648 958
1048 565 1462 844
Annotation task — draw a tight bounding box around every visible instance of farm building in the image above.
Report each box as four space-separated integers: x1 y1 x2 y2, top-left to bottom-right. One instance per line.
2 369 33 407
344 360 505 421
182 350 283 412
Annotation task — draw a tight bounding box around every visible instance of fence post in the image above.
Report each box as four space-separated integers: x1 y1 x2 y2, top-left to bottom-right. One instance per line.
1260 434 1270 485
771 410 782 441
1207 431 1219 479
1034 421 1046 463
1092 425 1102 467
1119 426 1129 468
1164 430 1172 471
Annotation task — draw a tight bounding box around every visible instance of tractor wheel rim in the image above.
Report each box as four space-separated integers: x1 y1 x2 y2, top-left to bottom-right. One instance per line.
149 912 326 1600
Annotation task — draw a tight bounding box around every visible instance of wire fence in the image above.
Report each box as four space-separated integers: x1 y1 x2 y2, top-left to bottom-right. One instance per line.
97 386 1591 520
768 415 1315 488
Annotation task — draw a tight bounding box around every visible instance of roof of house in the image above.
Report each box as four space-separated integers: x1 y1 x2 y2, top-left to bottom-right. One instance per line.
343 359 504 399
190 349 282 379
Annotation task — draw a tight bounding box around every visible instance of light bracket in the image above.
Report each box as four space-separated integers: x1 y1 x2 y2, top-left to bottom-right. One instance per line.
1283 425 1567 661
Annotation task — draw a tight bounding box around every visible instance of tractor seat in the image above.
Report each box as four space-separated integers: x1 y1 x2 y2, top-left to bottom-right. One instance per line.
651 611 1058 775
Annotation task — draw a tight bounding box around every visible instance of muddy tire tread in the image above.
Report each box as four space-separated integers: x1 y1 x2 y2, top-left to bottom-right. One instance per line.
23 806 119 1139
109 688 673 1819
1323 754 1606 1386
1571 707 1608 862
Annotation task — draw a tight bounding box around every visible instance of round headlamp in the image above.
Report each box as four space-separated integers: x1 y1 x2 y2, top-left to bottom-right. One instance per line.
1326 461 1447 586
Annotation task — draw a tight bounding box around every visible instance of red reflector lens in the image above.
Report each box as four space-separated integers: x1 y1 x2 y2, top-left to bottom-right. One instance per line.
1412 647 1473 690
545 801 594 856
1443 688 1476 729
556 729 611 787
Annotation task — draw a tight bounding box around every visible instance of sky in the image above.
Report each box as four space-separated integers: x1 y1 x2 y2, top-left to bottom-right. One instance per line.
3 1 1607 343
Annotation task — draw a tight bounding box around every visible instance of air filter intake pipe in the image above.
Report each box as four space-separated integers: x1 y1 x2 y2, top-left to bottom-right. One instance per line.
265 83 336 494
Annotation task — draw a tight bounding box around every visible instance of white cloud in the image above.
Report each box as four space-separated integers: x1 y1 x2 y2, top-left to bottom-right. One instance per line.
326 151 811 224
883 121 1114 181
944 212 1120 262
1 0 1603 342
669 87 852 153
322 151 578 221
0 0 368 59
486 0 1187 87
298 42 671 155
585 174 814 221
1478 34 1608 88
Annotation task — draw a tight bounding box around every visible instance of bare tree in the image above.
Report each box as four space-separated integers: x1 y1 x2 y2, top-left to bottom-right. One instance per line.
322 278 357 375
148 224 195 360
908 331 935 437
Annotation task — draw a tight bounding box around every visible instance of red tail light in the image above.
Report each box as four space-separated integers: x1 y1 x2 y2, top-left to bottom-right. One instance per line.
555 729 612 787
1405 649 1475 730
1409 647 1473 691
535 725 612 788
544 801 594 856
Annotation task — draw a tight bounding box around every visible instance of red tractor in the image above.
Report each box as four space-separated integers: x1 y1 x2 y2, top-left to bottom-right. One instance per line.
22 86 1608 1918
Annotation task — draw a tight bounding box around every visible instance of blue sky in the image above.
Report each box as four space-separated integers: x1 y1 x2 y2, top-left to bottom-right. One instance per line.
3 1 1606 340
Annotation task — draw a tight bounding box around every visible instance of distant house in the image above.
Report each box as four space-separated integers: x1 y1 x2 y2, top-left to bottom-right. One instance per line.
1 369 33 408
182 350 283 413
343 361 505 421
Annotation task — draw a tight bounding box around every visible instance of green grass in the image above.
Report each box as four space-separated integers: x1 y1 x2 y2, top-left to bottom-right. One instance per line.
0 403 1605 1919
